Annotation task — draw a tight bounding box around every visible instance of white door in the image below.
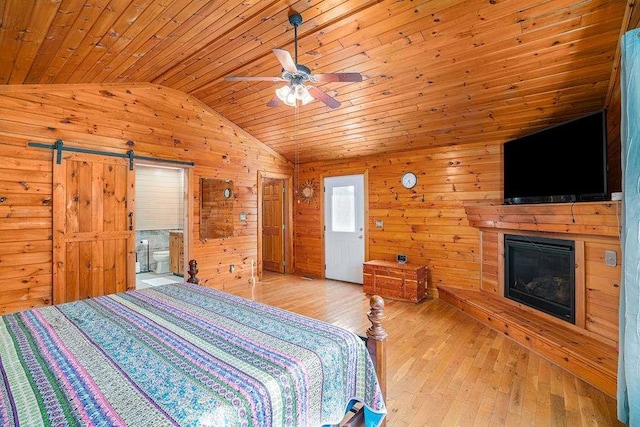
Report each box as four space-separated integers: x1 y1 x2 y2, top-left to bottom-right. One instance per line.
324 175 365 284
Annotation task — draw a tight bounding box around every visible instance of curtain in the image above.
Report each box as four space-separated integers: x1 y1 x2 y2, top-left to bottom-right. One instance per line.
619 27 640 425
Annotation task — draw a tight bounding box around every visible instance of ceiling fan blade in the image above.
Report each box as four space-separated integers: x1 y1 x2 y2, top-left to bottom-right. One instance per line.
225 76 284 82
266 96 281 107
272 48 298 73
307 86 341 109
312 73 363 83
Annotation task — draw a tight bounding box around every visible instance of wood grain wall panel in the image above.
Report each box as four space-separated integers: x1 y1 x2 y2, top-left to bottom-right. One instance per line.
294 142 501 288
0 137 54 313
293 201 324 278
480 231 499 294
584 240 621 342
0 83 291 313
606 78 622 194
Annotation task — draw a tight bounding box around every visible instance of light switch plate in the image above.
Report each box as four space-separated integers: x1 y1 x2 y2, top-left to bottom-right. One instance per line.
375 220 384 228
604 250 617 267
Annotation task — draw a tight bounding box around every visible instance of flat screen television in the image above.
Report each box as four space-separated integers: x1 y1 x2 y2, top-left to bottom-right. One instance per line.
503 110 608 205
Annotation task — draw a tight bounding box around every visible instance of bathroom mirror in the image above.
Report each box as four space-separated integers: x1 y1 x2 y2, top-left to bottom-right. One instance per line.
200 178 234 240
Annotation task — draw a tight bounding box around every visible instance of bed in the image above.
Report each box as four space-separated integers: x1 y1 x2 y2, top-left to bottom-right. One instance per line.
0 260 387 427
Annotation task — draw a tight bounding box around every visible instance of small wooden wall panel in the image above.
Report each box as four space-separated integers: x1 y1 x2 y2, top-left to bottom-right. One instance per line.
480 231 499 293
584 241 621 342
170 232 184 276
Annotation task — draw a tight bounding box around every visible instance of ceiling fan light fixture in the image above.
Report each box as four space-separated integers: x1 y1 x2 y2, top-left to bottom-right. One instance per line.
225 13 361 109
295 84 314 105
275 85 296 106
276 84 314 107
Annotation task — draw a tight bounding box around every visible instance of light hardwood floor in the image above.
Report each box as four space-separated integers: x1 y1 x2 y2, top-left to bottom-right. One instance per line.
218 272 622 427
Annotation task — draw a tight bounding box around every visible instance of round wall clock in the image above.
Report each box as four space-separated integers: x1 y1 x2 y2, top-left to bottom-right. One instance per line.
401 172 417 189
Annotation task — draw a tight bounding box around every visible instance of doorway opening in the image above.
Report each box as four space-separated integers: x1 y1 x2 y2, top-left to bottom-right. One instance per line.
134 163 191 290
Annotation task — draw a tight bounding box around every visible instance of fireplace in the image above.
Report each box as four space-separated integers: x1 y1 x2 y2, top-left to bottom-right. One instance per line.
504 234 575 323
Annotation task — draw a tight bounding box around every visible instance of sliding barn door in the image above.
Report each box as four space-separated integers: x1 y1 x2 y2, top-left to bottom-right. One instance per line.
53 152 135 304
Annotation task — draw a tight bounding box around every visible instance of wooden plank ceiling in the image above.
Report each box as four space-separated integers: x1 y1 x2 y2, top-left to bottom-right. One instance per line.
0 0 629 163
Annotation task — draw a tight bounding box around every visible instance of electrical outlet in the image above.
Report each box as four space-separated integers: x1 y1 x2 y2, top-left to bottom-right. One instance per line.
229 264 235 273
604 250 617 267
375 220 384 228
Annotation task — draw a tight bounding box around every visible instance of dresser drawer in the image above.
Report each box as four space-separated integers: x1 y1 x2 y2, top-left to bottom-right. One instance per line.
369 265 405 280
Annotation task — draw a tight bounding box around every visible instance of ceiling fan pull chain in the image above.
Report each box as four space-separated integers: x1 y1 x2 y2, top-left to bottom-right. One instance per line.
294 19 298 64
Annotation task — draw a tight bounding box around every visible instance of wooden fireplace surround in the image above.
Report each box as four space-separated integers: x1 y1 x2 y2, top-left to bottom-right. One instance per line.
439 201 621 397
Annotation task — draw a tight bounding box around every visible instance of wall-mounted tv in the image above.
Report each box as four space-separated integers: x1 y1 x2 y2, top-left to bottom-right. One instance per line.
503 110 608 205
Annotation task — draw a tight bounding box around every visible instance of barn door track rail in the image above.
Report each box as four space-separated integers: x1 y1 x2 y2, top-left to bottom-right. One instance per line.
28 140 195 170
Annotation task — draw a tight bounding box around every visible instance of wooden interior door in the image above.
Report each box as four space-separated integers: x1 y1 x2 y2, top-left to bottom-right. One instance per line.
53 152 135 304
262 178 285 273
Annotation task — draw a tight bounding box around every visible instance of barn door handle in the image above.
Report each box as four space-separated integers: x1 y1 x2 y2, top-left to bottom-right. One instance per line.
128 212 134 230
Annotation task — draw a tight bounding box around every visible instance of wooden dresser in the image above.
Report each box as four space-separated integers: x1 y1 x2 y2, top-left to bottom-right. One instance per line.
363 260 428 303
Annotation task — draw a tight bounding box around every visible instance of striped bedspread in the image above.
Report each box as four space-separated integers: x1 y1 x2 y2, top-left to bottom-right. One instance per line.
0 283 386 427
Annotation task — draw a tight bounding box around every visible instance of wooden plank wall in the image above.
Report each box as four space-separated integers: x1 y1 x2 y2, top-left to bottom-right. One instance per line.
0 144 53 313
295 143 502 288
0 83 291 314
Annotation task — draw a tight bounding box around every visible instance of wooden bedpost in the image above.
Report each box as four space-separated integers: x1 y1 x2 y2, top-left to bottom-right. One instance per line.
366 295 387 402
187 259 199 284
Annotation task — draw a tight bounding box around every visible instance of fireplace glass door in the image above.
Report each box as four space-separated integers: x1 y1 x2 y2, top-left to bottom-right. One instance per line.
504 235 575 323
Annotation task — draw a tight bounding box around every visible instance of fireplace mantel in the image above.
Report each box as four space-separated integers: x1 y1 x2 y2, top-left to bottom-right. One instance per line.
464 201 621 238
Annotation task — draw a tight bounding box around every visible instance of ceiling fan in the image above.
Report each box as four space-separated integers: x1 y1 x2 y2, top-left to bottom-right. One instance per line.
224 13 363 109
